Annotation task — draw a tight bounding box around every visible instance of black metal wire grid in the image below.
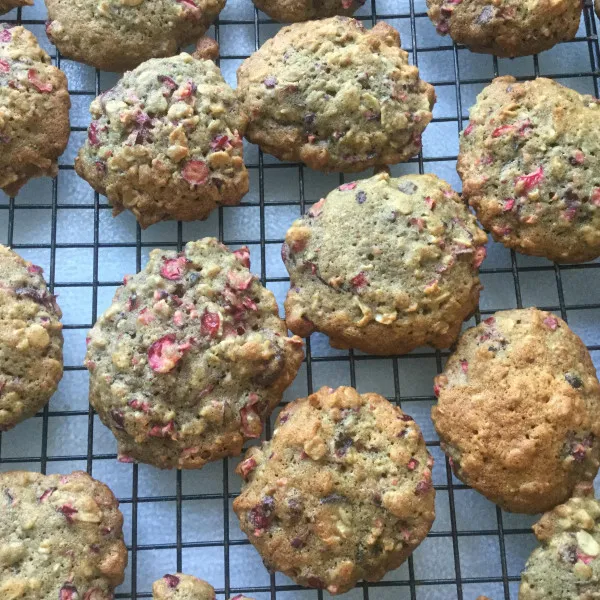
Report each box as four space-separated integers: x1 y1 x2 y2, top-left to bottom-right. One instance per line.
1 0 600 598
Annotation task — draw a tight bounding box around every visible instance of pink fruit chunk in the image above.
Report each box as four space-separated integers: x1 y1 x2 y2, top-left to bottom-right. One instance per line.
148 420 176 438
27 264 43 274
160 256 188 280
59 584 78 600
163 574 180 588
158 75 177 91
128 398 150 413
308 198 326 218
341 0 353 7
503 198 515 212
233 247 251 268
39 487 56 503
433 383 441 397
350 272 368 289
543 315 559 330
227 270 253 290
240 393 262 438
27 69 53 93
0 28 12 42
338 182 357 191
138 307 155 325
147 334 183 373
201 311 221 338
463 123 474 137
117 454 135 463
491 124 514 138
57 503 78 523
210 134 230 150
515 166 544 194
88 121 102 146
407 458 419 471
182 160 209 186
239 456 257 479
460 359 468 374
473 246 487 268
425 196 436 210
577 551 595 565
483 316 495 326
0 59 9 73
591 188 600 207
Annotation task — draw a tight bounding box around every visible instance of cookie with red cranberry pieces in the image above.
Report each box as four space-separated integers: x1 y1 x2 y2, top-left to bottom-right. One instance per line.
75 53 248 229
520 486 600 599
427 0 581 57
252 0 366 22
85 238 304 470
0 24 70 197
236 17 435 172
0 244 63 432
44 0 224 72
282 171 487 355
0 470 127 599
0 0 32 15
432 308 600 514
153 573 253 600
233 386 435 595
458 76 600 263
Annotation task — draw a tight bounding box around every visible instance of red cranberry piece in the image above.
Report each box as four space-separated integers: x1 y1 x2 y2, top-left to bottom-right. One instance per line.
473 246 486 268
201 311 221 338
350 272 368 289
425 196 436 210
460 359 468 374
515 166 544 193
125 292 138 311
491 124 514 138
128 398 150 413
503 198 515 212
182 160 209 186
210 134 230 150
27 69 53 93
157 75 177 91
409 217 425 231
57 503 78 523
233 247 251 268
239 456 257 479
577 551 595 565
148 420 176 438
27 264 43 275
483 316 495 326
227 270 253 291
338 182 357 191
308 198 325 217
240 393 262 439
543 315 559 330
59 584 78 600
88 121 102 146
147 334 182 373
591 188 600 207
163 574 180 588
248 496 275 530
407 458 419 471
39 487 56 502
0 28 12 42
160 256 188 280
463 123 474 136
415 480 431 495
0 59 9 73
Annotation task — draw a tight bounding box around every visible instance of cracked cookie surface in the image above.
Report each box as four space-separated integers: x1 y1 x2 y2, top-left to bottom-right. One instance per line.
236 17 435 172
282 172 487 355
234 386 435 595
0 24 70 196
520 488 600 599
0 244 63 431
427 0 581 57
432 308 600 514
458 76 600 263
45 0 224 72
85 238 304 470
76 53 248 229
0 470 127 600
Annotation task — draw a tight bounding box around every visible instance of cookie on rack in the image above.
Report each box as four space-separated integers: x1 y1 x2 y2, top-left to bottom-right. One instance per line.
458 76 600 263
252 0 366 22
233 386 435 595
432 308 600 514
427 0 581 57
0 0 31 15
0 23 70 197
0 244 63 431
282 171 487 355
0 470 127 598
76 53 248 229
236 17 435 172
85 238 304 470
153 573 253 600
520 484 600 599
45 0 225 72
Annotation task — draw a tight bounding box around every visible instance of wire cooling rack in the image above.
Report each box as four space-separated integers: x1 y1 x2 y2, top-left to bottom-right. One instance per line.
1 0 600 598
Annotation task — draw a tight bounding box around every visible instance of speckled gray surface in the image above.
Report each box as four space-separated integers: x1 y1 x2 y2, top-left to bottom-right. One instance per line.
1 1 600 599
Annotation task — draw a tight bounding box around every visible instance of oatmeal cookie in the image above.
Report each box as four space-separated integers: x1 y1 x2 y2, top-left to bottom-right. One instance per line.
45 0 225 72
233 386 435 595
0 245 63 431
520 485 600 599
236 17 435 172
0 24 70 197
427 0 582 57
458 76 600 263
282 172 487 355
0 0 32 15
153 574 253 600
75 53 248 229
432 308 600 514
85 238 304 470
0 470 127 600
253 0 366 22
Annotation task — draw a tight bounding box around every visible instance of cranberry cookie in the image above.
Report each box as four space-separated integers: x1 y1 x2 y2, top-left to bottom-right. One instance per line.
76 53 248 229
85 239 304 470
282 172 487 355
0 24 70 197
0 0 32 15
0 470 127 599
45 0 225 72
153 574 253 600
432 308 600 514
427 0 581 57
458 76 600 263
234 386 435 595
236 18 435 172
520 485 600 599
253 0 366 22
0 245 63 431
